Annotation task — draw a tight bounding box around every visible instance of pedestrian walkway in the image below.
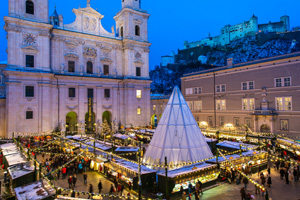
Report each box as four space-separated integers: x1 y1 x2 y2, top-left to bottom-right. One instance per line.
184 167 300 200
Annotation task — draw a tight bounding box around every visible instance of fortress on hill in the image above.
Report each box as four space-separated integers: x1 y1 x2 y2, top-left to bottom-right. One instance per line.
184 15 290 49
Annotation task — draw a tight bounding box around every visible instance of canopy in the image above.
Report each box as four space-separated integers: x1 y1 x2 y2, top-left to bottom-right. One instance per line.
143 86 213 167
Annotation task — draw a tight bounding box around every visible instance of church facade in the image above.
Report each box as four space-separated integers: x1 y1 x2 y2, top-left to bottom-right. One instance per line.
1 0 152 138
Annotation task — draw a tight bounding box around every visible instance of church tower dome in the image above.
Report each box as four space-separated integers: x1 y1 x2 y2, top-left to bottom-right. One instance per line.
122 0 141 10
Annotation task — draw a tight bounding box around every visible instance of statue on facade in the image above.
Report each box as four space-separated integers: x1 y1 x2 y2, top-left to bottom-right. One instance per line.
97 66 102 76
60 63 65 73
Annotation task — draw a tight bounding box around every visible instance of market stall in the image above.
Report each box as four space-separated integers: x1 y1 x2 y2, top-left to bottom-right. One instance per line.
104 158 156 191
206 151 268 174
8 162 35 188
90 156 108 173
14 179 56 200
157 162 219 195
216 141 257 152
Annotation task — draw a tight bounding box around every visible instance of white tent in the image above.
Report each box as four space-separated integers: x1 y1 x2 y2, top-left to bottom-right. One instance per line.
143 86 213 167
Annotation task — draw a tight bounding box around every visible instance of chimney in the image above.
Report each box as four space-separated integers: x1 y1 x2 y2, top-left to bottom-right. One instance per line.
227 58 233 68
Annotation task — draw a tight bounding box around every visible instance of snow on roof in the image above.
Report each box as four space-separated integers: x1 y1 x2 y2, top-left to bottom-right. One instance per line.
206 150 262 164
157 162 217 178
5 153 27 166
143 86 213 166
14 179 55 200
0 143 19 156
205 137 218 142
8 162 35 180
216 141 256 150
86 140 112 151
113 134 129 140
115 147 139 152
111 158 156 175
66 135 88 141
278 138 300 148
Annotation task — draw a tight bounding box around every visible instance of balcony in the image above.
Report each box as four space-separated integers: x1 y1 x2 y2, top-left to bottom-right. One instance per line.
252 110 277 116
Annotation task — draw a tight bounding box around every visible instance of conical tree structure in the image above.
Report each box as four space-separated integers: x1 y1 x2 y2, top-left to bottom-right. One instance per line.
143 86 213 167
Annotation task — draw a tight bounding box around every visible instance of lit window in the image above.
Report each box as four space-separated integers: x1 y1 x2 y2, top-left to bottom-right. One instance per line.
194 101 202 111
185 88 193 95
275 77 291 87
137 107 141 115
281 120 288 131
276 97 292 111
153 105 156 111
216 100 226 110
187 101 193 110
242 98 255 111
136 90 142 99
216 84 226 92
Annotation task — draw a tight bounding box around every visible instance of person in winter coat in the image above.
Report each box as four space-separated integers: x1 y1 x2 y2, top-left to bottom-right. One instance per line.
181 192 186 200
280 168 285 180
98 180 103 193
72 175 77 188
240 187 246 200
68 176 73 189
243 177 249 190
285 170 289 184
71 190 76 197
62 167 67 179
84 173 87 185
110 184 114 194
267 176 272 187
88 184 93 199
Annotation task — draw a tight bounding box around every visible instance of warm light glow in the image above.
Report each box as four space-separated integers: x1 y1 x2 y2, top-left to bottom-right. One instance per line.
224 123 234 128
136 90 142 99
199 121 208 128
137 107 141 115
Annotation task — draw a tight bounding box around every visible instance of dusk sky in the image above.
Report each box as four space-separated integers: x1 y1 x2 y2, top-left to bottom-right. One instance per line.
1 0 300 69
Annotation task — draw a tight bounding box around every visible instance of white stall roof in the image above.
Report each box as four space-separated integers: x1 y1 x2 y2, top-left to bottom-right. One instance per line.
112 158 156 175
0 143 19 156
14 179 55 200
143 86 213 167
157 162 217 178
86 140 112 151
217 141 256 150
205 137 218 142
8 162 35 180
113 134 129 140
5 153 27 166
115 147 139 152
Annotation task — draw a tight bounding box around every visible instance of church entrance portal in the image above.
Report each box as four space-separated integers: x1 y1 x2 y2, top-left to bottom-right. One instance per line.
260 124 271 133
66 112 78 133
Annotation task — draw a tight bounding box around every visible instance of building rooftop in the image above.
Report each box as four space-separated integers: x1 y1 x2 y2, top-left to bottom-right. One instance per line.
183 52 300 78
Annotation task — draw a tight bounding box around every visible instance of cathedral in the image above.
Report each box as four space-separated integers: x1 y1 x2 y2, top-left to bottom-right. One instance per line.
1 0 152 138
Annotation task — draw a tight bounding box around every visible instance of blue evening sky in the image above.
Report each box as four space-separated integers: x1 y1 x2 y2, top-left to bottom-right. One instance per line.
0 0 300 69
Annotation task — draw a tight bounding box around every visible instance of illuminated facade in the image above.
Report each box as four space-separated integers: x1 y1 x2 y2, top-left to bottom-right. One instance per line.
182 52 300 137
1 0 152 138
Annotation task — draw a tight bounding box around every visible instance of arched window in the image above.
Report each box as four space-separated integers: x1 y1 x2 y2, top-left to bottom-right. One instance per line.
120 27 124 37
26 0 34 15
87 61 93 74
135 25 140 36
137 107 141 115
